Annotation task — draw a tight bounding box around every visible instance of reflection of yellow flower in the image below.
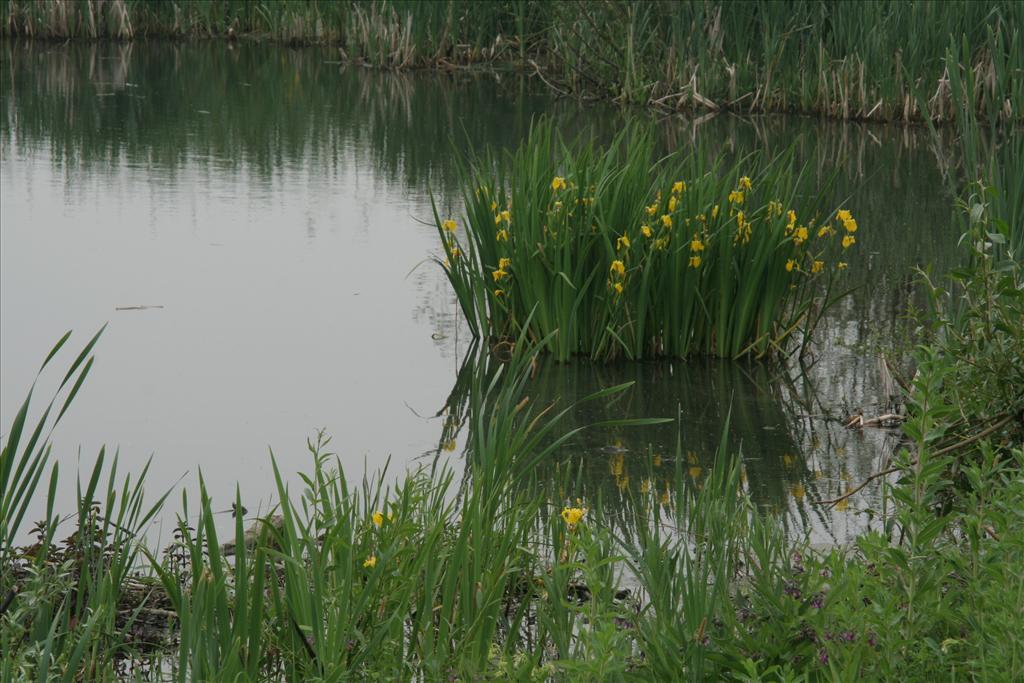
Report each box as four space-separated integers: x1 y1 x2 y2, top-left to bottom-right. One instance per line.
449 247 460 259
551 176 567 191
560 506 586 527
442 219 457 232
640 479 651 494
672 181 685 195
363 555 377 568
443 439 457 452
372 511 384 527
641 225 652 238
791 483 805 500
617 235 631 250
842 235 856 249
610 453 625 476
837 209 852 222
610 260 626 276
835 498 849 512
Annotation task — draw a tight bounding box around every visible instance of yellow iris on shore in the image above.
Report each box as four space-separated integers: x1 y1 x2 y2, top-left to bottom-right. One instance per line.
610 260 626 276
551 176 567 191
728 190 744 205
786 259 797 272
372 511 384 527
641 225 653 238
842 235 856 249
617 235 631 250
690 236 705 252
496 228 509 242
492 269 508 282
672 180 685 195
498 257 511 269
689 255 702 268
739 176 752 191
661 214 672 228
363 555 377 568
442 219 457 232
793 226 809 245
561 506 586 526
668 196 678 212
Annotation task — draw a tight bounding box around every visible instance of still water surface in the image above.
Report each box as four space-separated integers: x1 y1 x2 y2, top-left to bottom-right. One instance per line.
1 42 958 544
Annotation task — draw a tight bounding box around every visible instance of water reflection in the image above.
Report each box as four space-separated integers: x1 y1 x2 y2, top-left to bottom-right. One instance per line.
2 41 957 542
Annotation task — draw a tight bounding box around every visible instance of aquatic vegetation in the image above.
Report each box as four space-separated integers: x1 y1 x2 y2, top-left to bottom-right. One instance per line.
4 1 1020 124
435 122 858 361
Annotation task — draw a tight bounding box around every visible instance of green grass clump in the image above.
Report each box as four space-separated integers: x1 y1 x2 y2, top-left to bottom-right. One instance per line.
435 122 859 362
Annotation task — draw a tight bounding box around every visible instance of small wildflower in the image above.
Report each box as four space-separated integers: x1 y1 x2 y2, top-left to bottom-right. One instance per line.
786 259 797 272
842 235 856 249
689 255 702 268
363 555 377 568
613 281 624 294
645 203 658 217
640 224 653 238
812 260 824 273
442 219 457 233
551 176 567 192
793 226 809 245
561 506 586 527
617 234 631 250
661 214 672 228
728 190 744 205
690 236 705 252
372 511 384 527
668 196 678 212
739 176 752 191
496 228 509 242
837 261 848 269
672 180 686 195
610 260 626 276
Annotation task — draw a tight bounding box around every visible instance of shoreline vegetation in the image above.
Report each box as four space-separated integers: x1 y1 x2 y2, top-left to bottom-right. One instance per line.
2 0 1022 125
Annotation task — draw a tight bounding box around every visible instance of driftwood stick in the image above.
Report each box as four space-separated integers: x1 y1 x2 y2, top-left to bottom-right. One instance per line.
815 412 1016 507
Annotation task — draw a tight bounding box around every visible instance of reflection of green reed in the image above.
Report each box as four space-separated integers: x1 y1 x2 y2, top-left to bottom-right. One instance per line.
436 346 836 531
4 1 1020 124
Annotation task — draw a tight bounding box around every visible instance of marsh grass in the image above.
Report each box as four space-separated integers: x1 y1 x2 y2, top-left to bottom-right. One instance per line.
436 121 859 362
3 312 1024 679
3 1 1020 124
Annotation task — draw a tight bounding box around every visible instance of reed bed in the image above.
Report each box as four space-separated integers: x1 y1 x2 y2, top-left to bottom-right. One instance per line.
435 122 859 361
3 0 1020 124
4 321 1023 680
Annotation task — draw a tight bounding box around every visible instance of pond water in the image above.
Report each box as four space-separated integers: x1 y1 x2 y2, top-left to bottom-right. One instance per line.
1 42 959 545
